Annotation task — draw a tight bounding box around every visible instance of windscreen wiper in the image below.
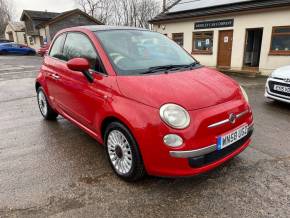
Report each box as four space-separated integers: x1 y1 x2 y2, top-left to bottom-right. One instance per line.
140 63 198 75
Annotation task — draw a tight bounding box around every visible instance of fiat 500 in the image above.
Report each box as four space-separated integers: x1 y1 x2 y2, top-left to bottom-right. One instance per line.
35 26 254 181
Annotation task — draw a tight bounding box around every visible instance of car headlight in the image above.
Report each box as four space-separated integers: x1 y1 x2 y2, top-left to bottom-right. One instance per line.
160 104 190 129
240 85 249 103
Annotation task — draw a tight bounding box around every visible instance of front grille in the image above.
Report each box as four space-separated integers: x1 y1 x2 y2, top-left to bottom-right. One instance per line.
268 81 290 97
188 126 253 168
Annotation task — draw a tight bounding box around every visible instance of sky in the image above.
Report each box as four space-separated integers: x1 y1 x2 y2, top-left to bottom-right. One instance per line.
13 0 78 20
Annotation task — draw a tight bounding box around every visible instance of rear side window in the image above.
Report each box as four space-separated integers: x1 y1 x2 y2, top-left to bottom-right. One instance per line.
49 34 66 60
62 32 102 72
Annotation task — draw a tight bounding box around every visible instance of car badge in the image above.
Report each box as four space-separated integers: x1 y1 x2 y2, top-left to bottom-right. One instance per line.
229 113 237 124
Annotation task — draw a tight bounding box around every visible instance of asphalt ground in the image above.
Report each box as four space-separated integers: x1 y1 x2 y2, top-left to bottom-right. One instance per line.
0 56 289 217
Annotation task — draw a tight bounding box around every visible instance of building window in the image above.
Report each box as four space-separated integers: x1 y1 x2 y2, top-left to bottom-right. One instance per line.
172 33 184 47
28 36 34 45
270 26 290 55
192 31 213 54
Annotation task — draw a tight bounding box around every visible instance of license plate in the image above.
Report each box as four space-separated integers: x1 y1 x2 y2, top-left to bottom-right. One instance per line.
217 124 248 150
274 85 290 93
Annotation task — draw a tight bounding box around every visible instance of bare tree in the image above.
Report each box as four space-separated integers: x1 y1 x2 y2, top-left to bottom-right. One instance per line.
0 0 13 38
76 0 160 28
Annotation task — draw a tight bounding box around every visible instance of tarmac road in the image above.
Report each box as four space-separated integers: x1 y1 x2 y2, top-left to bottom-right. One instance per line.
0 56 290 217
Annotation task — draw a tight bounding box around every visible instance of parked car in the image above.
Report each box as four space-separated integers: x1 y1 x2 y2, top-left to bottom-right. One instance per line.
265 65 290 103
35 26 254 181
38 43 50 56
0 43 36 55
0 39 13 44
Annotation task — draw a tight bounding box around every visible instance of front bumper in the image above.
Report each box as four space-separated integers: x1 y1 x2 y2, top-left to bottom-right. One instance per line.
137 100 254 177
170 122 254 159
265 78 290 103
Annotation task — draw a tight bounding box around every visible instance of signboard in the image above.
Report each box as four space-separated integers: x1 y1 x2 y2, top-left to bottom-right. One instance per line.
194 19 234 30
224 36 229 43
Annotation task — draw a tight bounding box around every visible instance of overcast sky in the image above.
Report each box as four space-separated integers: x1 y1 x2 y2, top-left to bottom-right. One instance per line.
13 0 78 20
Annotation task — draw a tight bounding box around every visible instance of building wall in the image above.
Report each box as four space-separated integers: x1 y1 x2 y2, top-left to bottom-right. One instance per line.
5 24 27 45
153 8 290 75
15 32 27 45
48 13 99 40
26 35 42 50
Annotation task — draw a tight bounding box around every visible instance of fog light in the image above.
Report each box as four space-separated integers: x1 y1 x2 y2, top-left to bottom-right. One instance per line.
163 134 183 147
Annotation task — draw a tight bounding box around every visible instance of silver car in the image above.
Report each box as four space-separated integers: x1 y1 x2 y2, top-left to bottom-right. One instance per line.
265 65 290 103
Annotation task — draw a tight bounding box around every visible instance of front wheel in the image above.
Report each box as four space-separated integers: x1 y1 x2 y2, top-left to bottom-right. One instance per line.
27 51 36 56
104 122 146 182
37 87 58 120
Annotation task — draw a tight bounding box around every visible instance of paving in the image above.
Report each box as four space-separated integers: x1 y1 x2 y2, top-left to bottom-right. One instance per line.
0 56 289 217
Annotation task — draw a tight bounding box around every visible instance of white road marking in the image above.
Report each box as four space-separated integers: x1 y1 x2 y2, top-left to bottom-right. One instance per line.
0 70 38 75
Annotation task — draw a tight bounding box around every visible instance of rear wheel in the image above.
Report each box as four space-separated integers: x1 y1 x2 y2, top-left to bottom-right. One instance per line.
104 122 146 182
0 50 8 55
37 87 58 120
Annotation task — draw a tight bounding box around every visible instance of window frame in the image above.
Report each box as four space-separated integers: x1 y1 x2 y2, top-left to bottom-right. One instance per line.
172 32 184 47
49 31 107 75
269 26 290 56
192 31 214 55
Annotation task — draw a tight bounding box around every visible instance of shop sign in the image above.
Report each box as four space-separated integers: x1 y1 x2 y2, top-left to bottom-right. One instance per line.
194 19 234 30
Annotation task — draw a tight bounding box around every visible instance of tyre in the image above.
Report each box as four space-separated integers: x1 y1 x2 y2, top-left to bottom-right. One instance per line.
0 50 8 55
104 122 146 182
27 51 36 56
37 87 58 120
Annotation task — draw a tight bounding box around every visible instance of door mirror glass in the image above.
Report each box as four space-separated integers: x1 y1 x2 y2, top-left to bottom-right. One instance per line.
67 58 90 72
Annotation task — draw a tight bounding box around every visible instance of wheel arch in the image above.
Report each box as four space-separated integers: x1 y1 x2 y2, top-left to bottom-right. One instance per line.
100 116 133 141
35 81 41 91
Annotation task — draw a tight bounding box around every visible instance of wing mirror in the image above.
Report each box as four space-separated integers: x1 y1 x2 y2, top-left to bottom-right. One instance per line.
67 58 94 83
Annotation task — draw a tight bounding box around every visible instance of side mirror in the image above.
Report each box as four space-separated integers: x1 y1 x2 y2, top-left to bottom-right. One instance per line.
67 58 94 83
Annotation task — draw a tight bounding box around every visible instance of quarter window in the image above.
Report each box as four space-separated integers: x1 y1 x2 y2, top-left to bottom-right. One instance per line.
63 32 102 72
49 34 66 60
192 31 213 54
172 33 184 47
270 26 290 55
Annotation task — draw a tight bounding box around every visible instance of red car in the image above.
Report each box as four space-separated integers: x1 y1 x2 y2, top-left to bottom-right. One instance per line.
35 26 254 181
37 43 50 56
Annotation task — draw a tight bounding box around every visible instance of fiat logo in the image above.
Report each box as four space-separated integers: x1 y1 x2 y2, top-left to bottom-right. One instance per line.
229 113 237 124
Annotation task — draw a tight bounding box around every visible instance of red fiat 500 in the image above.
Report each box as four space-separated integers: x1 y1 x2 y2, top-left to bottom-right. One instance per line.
36 26 254 181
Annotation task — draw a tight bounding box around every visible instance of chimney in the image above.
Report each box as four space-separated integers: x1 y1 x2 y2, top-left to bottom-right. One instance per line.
163 0 166 12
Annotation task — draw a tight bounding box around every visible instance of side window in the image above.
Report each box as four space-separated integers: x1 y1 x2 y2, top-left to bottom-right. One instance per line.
49 34 66 60
63 32 103 72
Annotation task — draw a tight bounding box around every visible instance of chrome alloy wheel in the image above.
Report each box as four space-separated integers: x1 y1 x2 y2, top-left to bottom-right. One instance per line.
107 130 133 175
38 90 48 116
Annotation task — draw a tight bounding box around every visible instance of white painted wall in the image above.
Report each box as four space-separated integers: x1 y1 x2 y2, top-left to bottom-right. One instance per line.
5 24 27 45
153 8 290 75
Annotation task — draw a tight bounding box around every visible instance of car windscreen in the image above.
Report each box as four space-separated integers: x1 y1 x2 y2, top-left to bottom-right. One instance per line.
95 30 196 75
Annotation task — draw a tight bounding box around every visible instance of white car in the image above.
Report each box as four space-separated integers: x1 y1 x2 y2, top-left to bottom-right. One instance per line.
265 65 290 103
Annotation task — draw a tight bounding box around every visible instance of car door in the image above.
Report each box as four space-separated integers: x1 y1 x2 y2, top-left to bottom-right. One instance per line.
52 32 109 129
11 44 23 54
44 33 68 110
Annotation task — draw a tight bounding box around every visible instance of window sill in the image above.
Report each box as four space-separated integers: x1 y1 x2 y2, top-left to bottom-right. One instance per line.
269 51 290 56
191 51 213 55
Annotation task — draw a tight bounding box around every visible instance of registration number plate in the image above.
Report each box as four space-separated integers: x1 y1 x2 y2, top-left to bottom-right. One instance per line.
274 84 290 93
217 124 248 150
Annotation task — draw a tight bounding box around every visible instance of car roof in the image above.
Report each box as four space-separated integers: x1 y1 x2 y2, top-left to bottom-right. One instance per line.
67 25 149 32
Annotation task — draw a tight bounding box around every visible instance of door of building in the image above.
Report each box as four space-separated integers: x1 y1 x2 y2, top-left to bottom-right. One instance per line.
243 28 263 69
217 30 233 68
